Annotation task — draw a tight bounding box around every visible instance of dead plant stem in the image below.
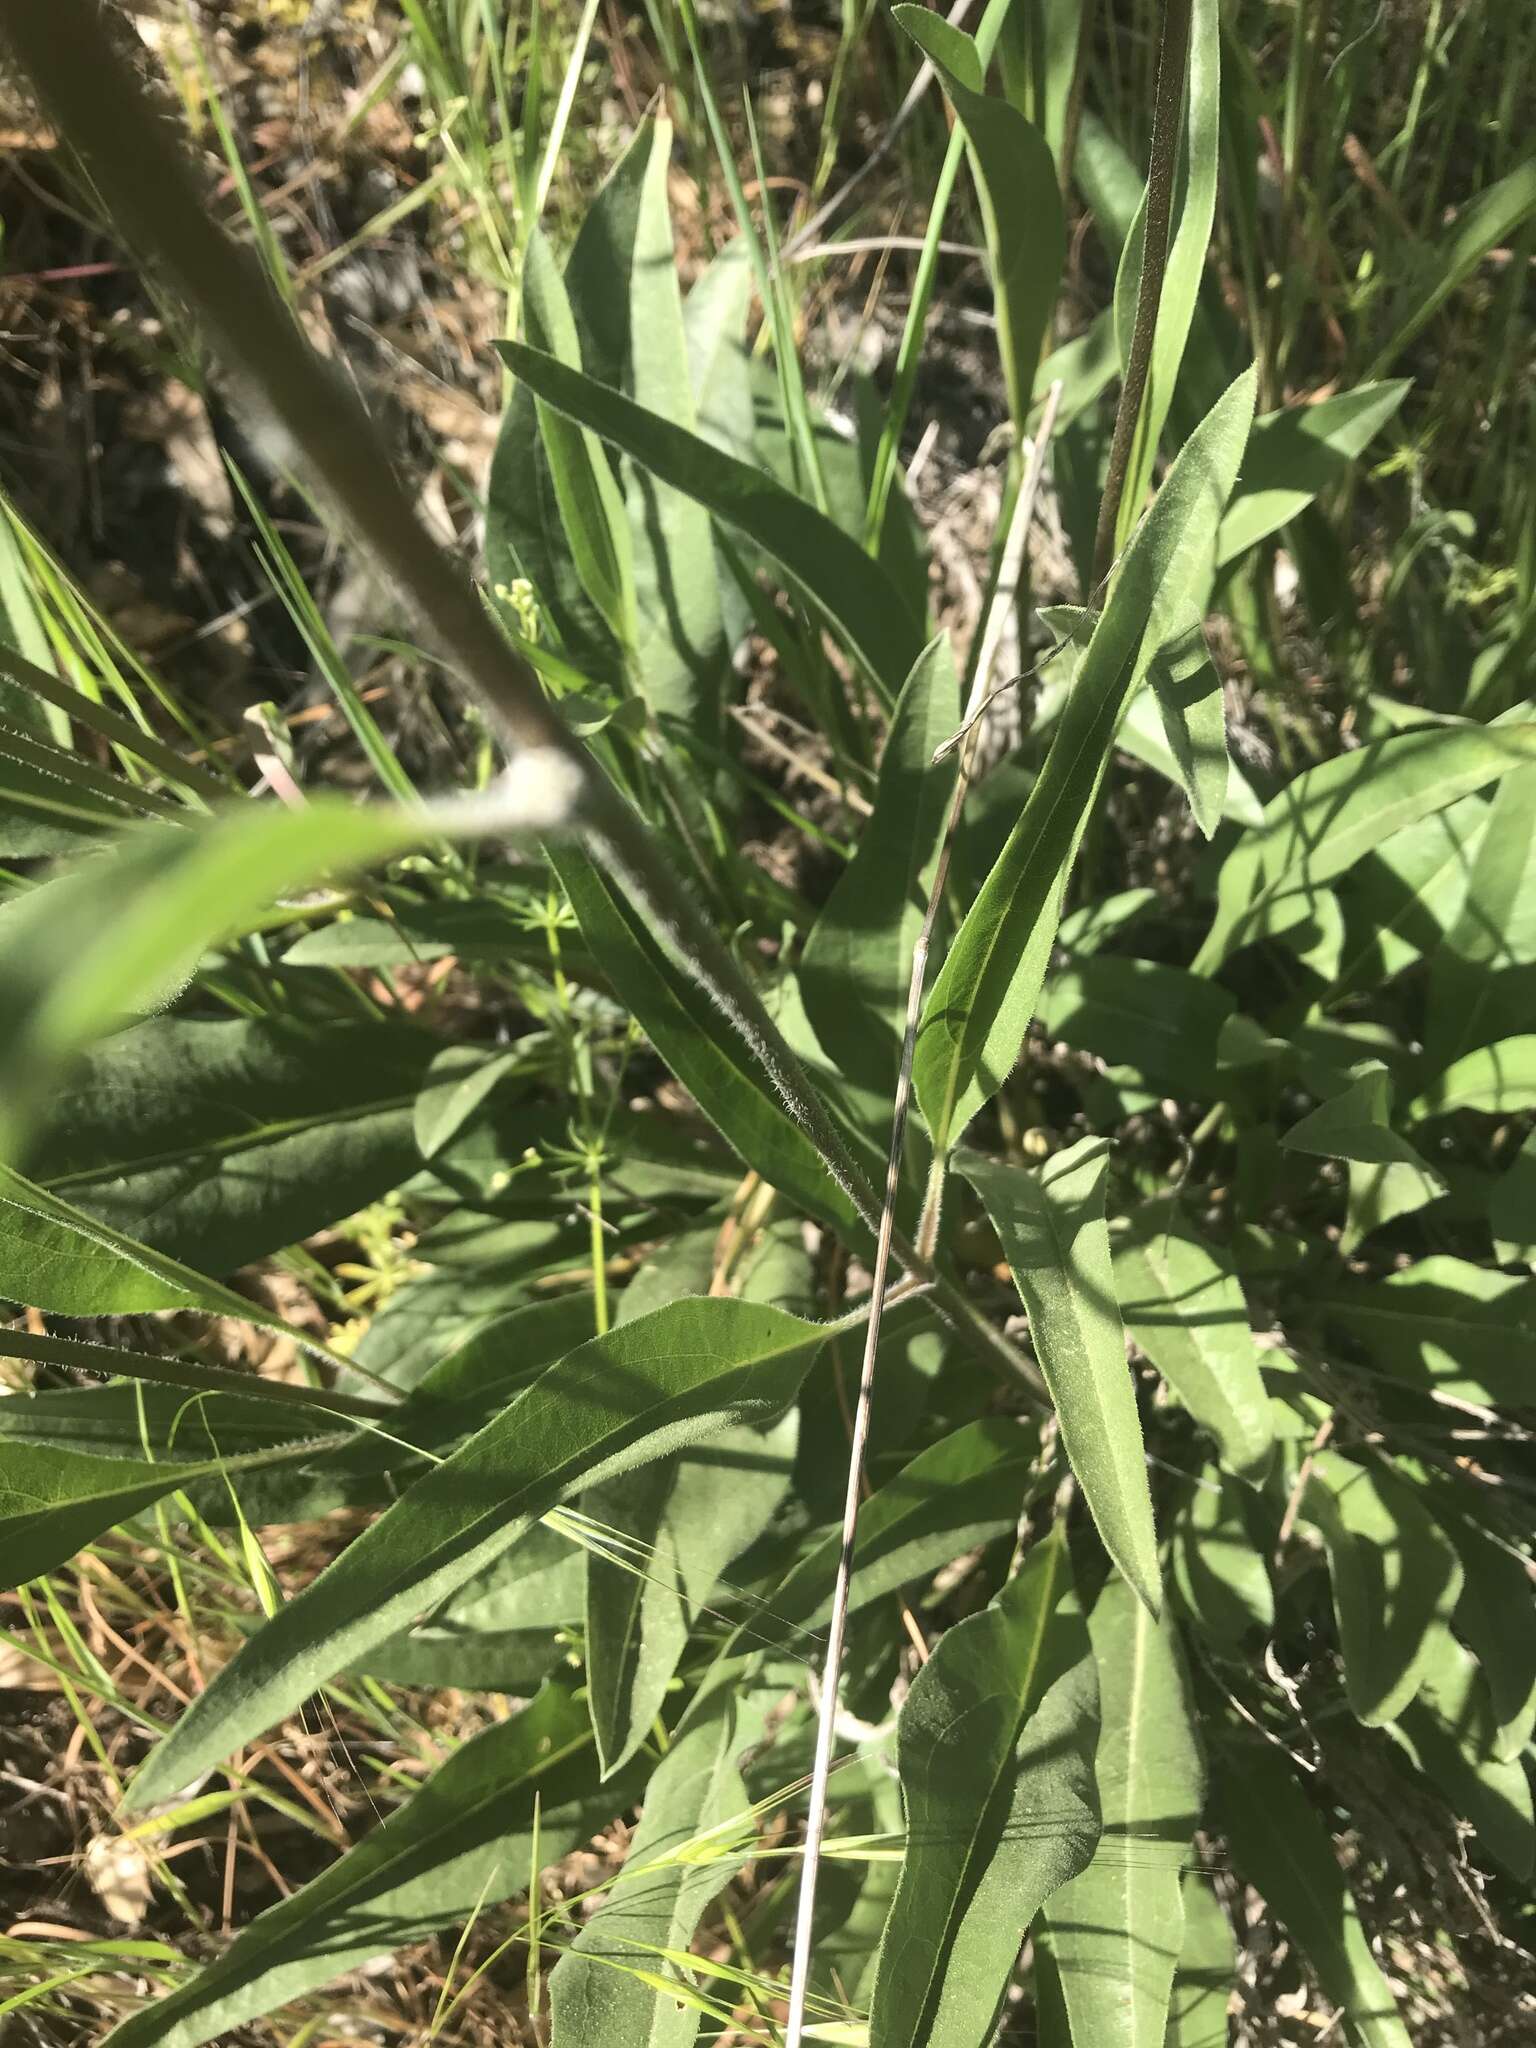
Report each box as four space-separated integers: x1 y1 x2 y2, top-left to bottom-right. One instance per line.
781 382 1063 2048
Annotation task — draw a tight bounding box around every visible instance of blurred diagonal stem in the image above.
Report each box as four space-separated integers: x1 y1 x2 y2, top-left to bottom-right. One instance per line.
0 0 1046 1399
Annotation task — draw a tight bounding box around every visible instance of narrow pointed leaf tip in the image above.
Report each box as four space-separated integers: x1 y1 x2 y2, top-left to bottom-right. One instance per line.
961 1142 1161 1615
913 365 1256 1153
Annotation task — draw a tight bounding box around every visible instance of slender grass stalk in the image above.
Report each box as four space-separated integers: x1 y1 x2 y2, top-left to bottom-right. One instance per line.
781 383 1062 2048
861 0 1026 550
812 0 880 199
862 127 968 552
1090 0 1193 588
0 644 232 804
782 0 980 260
673 0 829 516
740 90 831 515
175 1 295 307
531 0 601 225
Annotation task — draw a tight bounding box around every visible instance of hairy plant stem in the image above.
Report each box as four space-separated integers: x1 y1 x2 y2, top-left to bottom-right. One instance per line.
1 0 1043 1400
782 385 1062 2048
1089 0 1193 588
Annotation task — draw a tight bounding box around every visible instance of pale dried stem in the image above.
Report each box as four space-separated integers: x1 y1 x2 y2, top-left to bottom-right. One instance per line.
779 0 980 260
782 382 1063 2048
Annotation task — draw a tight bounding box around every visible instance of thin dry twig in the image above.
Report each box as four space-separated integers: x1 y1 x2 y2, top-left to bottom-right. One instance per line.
787 235 983 265
780 0 979 260
781 382 1064 2048
728 704 875 816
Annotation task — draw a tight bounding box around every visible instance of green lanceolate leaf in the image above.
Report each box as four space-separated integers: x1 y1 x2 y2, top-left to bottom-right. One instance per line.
914 366 1255 1153
868 1528 1100 2048
102 1682 637 2048
1436 1507 1536 1762
1114 1204 1273 1477
1040 1580 1206 2048
0 1431 344 1590
585 1411 796 1778
1216 380 1411 566
1340 1158 1446 1254
1143 606 1228 838
962 1142 1161 1613
494 339 923 704
125 1298 828 1812
502 117 728 730
1117 669 1264 829
1041 956 1234 1101
517 227 636 651
1196 725 1536 973
1283 1061 1425 1167
708 1415 1043 1674
683 238 755 464
1408 1034 1536 1120
1320 1256 1536 1409
1302 1449 1462 1728
1172 1467 1274 1646
413 1042 529 1161
1218 1741 1412 2048
360 1517 585 1694
1374 156 1536 375
0 1164 330 1344
282 895 589 974
587 117 727 731
1163 1871 1236 2048
1394 1629 1535 1882
993 0 1080 161
550 1677 772 2048
1337 794 1484 990
0 799 446 1163
27 1015 434 1272
1281 1061 1445 1252
892 8 1063 437
0 1382 321 1460
1109 0 1221 543
350 1283 597 1402
799 634 960 1101
549 837 867 1235
1423 759 1536 1064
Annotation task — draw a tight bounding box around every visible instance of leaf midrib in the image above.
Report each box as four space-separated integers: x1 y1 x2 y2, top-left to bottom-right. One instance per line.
44 1090 419 1191
907 1542 1066 2043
